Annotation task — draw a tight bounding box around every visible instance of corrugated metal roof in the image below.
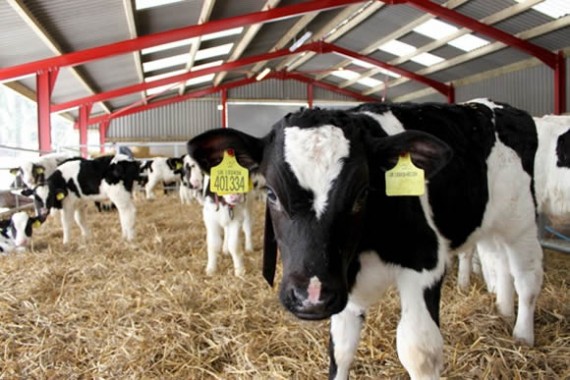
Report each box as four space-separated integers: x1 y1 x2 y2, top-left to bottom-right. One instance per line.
0 0 567 126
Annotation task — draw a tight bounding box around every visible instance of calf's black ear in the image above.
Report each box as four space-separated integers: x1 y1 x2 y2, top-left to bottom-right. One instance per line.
371 130 453 179
20 188 34 197
187 128 264 174
262 205 278 287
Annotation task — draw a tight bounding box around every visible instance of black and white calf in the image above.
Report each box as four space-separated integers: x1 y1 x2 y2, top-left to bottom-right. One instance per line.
179 154 205 205
458 114 570 309
11 152 75 189
188 100 543 379
140 156 184 199
0 212 45 253
30 155 141 244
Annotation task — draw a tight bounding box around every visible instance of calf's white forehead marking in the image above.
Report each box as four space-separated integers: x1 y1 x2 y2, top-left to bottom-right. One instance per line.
284 125 350 219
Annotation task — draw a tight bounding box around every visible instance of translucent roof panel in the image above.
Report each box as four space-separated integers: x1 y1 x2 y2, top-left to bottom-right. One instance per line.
135 0 185 11
515 0 570 19
413 19 458 40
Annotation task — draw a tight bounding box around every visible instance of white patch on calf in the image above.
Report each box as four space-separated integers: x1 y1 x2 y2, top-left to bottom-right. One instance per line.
10 212 31 247
360 110 405 136
534 115 570 216
284 125 350 219
467 98 504 110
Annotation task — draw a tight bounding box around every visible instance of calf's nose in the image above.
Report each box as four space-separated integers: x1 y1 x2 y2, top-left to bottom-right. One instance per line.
282 276 346 320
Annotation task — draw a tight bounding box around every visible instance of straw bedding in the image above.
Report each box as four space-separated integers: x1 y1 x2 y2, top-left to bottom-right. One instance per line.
1 194 568 379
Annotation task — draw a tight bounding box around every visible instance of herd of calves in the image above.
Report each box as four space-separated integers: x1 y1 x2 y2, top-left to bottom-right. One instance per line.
1 151 265 277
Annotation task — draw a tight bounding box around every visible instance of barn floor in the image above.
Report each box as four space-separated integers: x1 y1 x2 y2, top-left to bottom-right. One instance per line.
1 193 568 379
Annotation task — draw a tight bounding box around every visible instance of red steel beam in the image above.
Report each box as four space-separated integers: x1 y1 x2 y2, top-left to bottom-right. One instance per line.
55 41 447 112
86 72 376 127
322 41 452 97
52 42 320 113
554 51 566 114
87 77 259 126
384 0 557 69
281 71 378 102
78 104 92 157
0 0 366 81
36 68 59 153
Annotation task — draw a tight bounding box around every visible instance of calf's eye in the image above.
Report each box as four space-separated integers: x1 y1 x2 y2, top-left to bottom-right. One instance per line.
265 187 282 211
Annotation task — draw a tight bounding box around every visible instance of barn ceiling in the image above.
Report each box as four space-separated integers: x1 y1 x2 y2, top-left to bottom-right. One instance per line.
0 0 568 123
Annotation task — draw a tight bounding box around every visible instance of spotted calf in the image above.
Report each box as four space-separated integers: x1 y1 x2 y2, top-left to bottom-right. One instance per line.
188 100 543 379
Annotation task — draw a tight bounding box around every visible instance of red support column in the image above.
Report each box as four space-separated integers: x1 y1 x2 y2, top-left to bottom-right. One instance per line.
447 83 455 104
36 68 59 154
221 89 228 128
554 51 566 115
78 104 93 157
308 83 314 109
99 120 110 154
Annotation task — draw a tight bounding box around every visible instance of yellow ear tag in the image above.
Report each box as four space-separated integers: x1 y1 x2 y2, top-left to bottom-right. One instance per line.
35 167 44 174
176 162 183 170
385 152 425 196
210 149 250 195
33 220 41 228
56 192 65 200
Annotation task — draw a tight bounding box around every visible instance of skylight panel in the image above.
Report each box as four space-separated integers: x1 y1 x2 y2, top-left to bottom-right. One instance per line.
145 69 186 82
376 67 401 79
448 34 490 52
142 39 193 55
185 73 215 87
411 52 445 66
413 19 458 40
145 83 178 96
357 77 383 87
515 0 570 19
202 27 244 41
330 69 360 81
194 43 234 61
378 40 416 57
143 53 189 72
190 60 223 71
351 59 375 69
135 0 184 11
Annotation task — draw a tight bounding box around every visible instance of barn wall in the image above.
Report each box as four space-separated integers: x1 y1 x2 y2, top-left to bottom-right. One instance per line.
455 63 554 116
397 56 569 116
108 97 221 141
108 80 365 142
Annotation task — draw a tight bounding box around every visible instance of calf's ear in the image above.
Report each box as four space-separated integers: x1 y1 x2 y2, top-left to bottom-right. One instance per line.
262 205 278 287
371 130 453 179
187 128 264 174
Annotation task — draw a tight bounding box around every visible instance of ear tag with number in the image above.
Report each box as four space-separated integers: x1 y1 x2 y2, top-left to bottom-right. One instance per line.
33 220 42 228
385 152 425 196
56 192 66 200
210 149 250 195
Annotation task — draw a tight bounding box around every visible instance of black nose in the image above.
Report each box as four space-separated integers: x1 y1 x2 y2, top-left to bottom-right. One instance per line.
281 278 347 320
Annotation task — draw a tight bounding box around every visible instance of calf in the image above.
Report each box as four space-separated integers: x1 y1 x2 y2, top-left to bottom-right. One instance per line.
11 152 75 189
188 100 543 379
30 155 141 244
0 212 45 253
458 114 570 311
183 158 254 276
179 154 205 205
140 156 184 199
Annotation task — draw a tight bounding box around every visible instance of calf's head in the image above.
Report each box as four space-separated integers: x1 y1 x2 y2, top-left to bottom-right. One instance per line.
188 108 451 320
